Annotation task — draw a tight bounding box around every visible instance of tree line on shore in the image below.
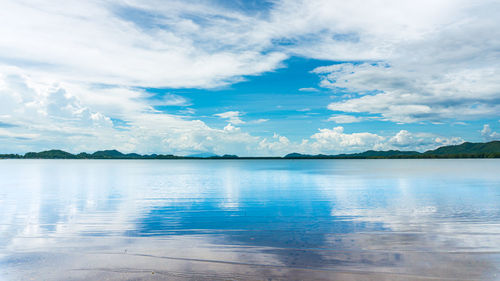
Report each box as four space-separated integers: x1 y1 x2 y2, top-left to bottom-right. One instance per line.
1 141 499 159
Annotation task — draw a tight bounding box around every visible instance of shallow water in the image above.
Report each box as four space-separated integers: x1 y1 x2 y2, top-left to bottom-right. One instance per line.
1 159 500 280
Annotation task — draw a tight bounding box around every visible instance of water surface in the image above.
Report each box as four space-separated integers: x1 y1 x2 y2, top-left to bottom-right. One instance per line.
1 159 500 280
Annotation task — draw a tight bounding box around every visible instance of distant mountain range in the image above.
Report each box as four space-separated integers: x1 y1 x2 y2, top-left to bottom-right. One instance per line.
0 149 241 159
1 141 499 159
284 141 500 159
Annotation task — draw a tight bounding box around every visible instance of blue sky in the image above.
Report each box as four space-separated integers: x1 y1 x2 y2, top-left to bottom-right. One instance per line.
0 0 499 156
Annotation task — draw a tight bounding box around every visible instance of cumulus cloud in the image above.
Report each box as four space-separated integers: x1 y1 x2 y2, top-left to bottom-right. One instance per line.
258 133 292 155
389 130 418 148
434 136 465 147
386 130 458 150
388 130 464 150
308 126 385 153
481 124 500 141
0 0 494 155
0 72 258 155
0 73 113 130
303 127 464 154
0 71 468 156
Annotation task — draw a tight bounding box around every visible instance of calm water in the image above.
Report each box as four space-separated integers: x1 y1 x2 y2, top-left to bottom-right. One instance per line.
1 159 500 280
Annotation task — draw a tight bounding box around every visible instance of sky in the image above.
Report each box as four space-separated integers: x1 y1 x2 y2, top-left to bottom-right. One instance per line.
1 0 500 156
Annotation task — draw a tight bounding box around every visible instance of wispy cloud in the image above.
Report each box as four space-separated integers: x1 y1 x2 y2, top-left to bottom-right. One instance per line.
298 87 319 92
0 1 286 88
297 108 311 112
214 111 245 125
327 115 363 124
147 93 191 107
305 1 500 123
0 0 498 155
0 128 38 140
249 119 269 124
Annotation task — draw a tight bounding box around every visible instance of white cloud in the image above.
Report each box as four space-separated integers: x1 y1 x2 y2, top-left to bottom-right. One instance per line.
258 133 292 155
0 72 464 156
223 123 240 132
178 108 196 115
0 128 38 140
291 0 500 123
327 115 363 124
4 0 496 94
249 119 269 124
434 136 465 147
303 127 464 154
298 87 319 92
308 126 385 153
0 0 287 88
0 0 496 155
389 130 416 148
0 72 257 155
305 0 500 123
388 130 464 150
481 124 500 141
147 94 190 107
0 72 114 130
319 62 500 123
214 111 245 125
261 128 440 156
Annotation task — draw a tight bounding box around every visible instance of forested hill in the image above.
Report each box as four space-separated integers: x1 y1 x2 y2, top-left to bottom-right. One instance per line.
423 141 500 155
1 141 500 159
285 141 500 159
0 149 240 159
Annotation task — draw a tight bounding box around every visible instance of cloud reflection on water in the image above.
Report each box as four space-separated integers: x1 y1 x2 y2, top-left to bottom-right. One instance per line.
1 159 500 280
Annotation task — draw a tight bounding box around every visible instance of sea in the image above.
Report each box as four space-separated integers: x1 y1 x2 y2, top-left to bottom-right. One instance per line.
1 159 499 280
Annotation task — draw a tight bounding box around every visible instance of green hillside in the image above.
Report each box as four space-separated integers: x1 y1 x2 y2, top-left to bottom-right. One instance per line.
91 150 125 159
2 141 500 159
285 150 420 159
425 141 500 155
24 150 77 159
284 141 500 159
337 150 420 158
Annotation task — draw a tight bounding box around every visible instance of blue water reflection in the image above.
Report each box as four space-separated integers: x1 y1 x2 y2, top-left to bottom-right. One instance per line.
1 159 500 280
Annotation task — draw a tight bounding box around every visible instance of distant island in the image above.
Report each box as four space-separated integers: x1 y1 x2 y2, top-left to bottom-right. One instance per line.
1 141 499 159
